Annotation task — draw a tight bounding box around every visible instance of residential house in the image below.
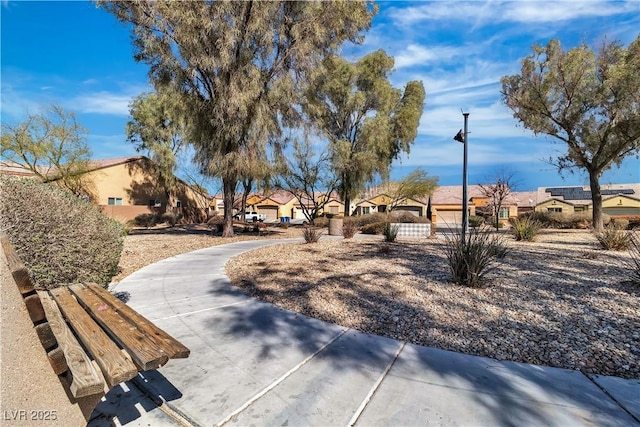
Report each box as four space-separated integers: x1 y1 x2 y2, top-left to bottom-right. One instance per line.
353 193 427 216
428 185 526 226
235 190 345 221
534 184 640 217
1 156 212 223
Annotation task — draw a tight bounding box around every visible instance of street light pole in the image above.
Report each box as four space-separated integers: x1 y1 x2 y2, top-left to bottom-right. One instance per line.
462 112 469 241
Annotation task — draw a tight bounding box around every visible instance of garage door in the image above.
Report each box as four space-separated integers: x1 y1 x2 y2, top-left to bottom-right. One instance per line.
257 206 278 221
604 207 640 216
435 209 462 227
395 206 422 217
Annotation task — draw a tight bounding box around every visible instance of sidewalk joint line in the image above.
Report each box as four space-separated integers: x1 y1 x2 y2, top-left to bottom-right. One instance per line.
215 328 349 427
347 341 406 427
584 373 640 424
151 301 249 321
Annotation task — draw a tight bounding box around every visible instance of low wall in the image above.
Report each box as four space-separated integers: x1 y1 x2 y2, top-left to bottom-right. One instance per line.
98 205 156 223
391 223 431 238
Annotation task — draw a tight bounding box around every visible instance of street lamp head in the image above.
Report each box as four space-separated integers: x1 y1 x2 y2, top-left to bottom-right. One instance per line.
453 129 465 143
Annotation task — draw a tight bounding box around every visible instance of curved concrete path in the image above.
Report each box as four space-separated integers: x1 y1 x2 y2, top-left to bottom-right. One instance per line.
89 239 640 427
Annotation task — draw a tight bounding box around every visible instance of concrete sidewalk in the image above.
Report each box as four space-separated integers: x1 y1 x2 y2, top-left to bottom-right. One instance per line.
90 239 640 427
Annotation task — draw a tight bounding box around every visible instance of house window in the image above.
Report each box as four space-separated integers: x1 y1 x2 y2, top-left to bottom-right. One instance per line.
107 197 123 206
176 200 182 208
363 207 370 215
149 199 162 207
499 207 510 219
330 205 338 214
547 207 562 213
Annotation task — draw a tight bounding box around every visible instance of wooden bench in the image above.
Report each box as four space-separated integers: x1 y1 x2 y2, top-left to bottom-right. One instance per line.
1 235 190 402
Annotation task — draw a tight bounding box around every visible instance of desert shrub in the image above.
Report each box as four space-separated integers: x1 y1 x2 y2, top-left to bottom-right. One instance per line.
510 216 543 241
615 216 640 230
303 226 323 243
468 215 485 228
520 211 592 229
207 214 224 232
443 229 507 288
279 221 289 229
383 223 400 242
596 224 632 251
354 213 387 228
390 211 418 223
0 176 124 290
313 216 329 227
611 218 629 230
361 221 388 235
343 219 359 239
627 233 640 284
160 212 181 227
134 213 159 228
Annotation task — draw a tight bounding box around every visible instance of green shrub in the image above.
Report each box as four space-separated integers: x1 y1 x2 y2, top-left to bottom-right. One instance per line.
468 215 485 228
0 176 124 290
303 226 323 243
510 216 543 241
596 224 632 251
343 219 359 239
383 223 400 242
443 229 507 288
361 221 388 235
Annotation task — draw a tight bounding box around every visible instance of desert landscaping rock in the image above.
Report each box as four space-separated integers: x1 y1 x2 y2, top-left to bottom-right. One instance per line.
224 229 639 379
115 226 638 380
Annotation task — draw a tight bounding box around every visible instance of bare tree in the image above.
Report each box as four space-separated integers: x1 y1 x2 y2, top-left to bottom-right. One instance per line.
385 168 438 213
274 138 339 224
478 170 518 230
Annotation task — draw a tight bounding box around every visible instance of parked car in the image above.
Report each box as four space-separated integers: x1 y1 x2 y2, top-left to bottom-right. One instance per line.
233 211 267 222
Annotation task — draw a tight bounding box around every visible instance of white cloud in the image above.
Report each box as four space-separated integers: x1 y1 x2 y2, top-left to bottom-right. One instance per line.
389 1 636 26
70 91 135 115
394 44 464 69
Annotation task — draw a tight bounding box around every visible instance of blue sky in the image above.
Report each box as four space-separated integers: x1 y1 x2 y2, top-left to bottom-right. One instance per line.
2 0 639 192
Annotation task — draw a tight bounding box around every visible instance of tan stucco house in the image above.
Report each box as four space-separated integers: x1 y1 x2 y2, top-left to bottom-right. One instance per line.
1 156 212 223
534 184 640 217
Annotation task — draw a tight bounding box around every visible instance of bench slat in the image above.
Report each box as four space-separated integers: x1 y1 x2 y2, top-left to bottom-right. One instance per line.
1 235 36 295
50 287 138 388
86 283 190 359
69 284 170 371
38 292 104 398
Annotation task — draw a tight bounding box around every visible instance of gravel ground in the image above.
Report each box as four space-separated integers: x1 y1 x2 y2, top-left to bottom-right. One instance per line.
112 224 302 283
225 229 639 379
115 226 638 379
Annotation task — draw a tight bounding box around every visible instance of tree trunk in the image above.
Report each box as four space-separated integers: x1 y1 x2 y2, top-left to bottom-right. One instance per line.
589 172 604 232
222 177 236 237
241 179 252 223
343 195 351 217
